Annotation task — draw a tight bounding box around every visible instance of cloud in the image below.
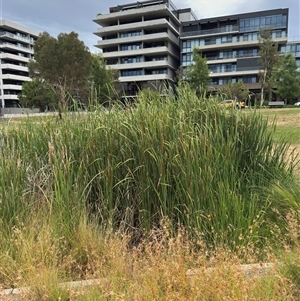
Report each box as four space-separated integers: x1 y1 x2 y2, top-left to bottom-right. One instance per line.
1 0 299 50
177 0 299 38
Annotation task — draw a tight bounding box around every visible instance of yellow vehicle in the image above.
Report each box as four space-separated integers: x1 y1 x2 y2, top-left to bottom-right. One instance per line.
219 99 245 109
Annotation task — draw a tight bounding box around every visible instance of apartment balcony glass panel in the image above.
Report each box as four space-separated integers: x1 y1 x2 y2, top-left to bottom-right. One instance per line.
242 76 258 83
106 58 118 65
209 75 258 86
145 69 168 75
0 31 32 44
103 46 118 53
205 50 237 61
121 69 142 76
121 56 142 63
4 90 19 95
144 41 165 48
209 63 236 73
195 30 286 48
145 55 168 61
102 33 118 40
181 25 239 37
166 0 179 18
237 49 258 58
120 30 142 38
0 42 33 53
120 43 143 51
144 28 167 35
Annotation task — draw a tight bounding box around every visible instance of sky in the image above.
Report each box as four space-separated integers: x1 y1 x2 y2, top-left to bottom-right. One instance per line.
1 0 299 52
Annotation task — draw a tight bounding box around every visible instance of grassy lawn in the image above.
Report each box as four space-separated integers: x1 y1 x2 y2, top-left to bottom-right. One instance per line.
246 108 300 140
245 107 300 177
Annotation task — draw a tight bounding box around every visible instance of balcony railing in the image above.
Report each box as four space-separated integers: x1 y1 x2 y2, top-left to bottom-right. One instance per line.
206 53 259 61
181 25 239 37
0 42 33 53
209 66 259 73
0 31 33 44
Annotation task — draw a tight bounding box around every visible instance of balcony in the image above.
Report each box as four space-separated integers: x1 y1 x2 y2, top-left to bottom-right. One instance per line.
98 32 172 47
1 74 31 82
95 19 178 37
111 60 170 70
0 42 34 53
102 46 170 59
206 53 259 64
2 84 23 90
209 67 259 77
1 63 28 72
118 73 172 82
1 94 19 100
181 26 239 38
0 53 29 62
94 4 180 28
0 31 33 44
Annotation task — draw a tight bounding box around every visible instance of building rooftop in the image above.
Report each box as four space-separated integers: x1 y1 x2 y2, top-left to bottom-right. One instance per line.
0 19 39 37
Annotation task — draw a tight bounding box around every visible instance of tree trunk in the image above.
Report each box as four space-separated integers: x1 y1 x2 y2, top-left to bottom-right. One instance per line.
58 85 67 119
260 86 265 107
260 70 267 107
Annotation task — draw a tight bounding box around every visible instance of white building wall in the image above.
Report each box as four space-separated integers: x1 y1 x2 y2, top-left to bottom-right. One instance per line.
0 20 39 108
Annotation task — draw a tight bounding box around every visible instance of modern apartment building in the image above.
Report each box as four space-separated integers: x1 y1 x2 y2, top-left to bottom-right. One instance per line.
95 3 300 101
93 0 196 97
0 20 39 108
180 9 289 94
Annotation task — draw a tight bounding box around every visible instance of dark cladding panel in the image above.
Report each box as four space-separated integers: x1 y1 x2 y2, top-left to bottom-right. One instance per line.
236 57 261 71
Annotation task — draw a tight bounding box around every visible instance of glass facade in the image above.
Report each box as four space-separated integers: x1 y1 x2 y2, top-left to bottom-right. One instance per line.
209 76 258 86
121 56 142 64
182 30 286 52
145 69 168 74
120 31 142 38
240 14 287 32
120 43 143 51
121 69 143 76
209 63 237 73
279 43 300 57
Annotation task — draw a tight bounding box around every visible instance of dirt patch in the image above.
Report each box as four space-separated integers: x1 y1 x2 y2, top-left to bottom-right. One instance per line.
275 115 300 127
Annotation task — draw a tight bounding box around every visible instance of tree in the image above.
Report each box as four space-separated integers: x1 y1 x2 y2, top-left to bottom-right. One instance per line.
29 31 92 117
271 52 300 103
185 48 210 98
89 54 118 105
18 78 58 111
258 28 279 106
221 81 249 102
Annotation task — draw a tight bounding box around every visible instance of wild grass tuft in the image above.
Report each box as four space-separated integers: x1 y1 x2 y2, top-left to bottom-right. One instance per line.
0 84 299 298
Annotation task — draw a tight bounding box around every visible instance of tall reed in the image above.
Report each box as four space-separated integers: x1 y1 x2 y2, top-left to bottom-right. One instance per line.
0 84 298 249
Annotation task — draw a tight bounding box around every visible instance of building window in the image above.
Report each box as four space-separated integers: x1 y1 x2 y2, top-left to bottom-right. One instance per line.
120 43 142 51
121 56 142 64
145 69 168 75
240 14 286 32
120 30 142 38
121 69 142 76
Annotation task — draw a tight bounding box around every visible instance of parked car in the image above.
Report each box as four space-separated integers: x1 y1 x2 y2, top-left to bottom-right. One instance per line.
294 101 300 106
219 99 245 109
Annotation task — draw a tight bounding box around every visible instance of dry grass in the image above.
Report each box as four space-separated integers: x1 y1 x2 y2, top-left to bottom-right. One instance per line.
0 217 299 300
